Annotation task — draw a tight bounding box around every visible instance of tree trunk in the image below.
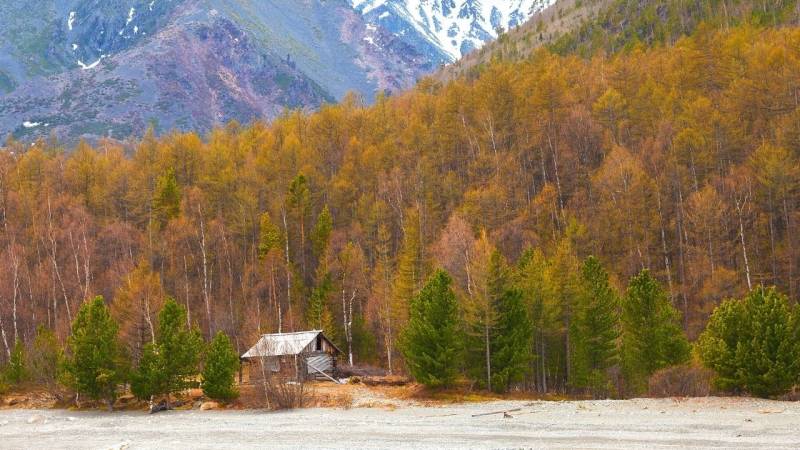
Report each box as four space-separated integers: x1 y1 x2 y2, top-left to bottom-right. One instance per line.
385 316 393 375
484 321 491 392
540 333 547 393
47 199 72 325
0 311 10 358
783 196 794 298
655 190 674 299
9 246 20 343
282 210 294 332
197 204 213 336
221 229 235 335
765 191 778 284
735 195 753 290
183 255 191 327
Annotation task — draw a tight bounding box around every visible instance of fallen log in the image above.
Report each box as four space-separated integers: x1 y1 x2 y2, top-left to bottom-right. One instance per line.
471 407 522 418
362 376 410 387
149 400 169 414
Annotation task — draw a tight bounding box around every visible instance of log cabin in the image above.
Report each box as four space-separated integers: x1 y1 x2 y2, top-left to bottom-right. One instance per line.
239 330 341 383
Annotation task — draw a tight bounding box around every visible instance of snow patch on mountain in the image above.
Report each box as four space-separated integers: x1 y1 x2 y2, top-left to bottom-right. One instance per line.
350 0 549 61
77 55 106 70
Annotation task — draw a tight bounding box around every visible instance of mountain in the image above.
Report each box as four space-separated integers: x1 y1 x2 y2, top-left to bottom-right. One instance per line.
439 0 610 80
443 0 800 79
2 11 799 399
0 0 541 143
349 0 551 61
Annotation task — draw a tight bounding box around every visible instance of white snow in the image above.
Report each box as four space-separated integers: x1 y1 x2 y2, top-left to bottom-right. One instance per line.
149 0 156 11
68 11 76 31
72 44 79 51
364 24 379 47
126 8 136 26
77 55 106 70
350 0 550 60
22 121 41 128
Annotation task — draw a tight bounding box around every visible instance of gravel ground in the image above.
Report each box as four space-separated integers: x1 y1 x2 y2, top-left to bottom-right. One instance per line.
0 397 798 449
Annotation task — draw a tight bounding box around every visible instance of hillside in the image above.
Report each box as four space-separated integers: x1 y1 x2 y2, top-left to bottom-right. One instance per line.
0 0 431 142
2 22 800 397
0 1 544 143
441 0 611 79
442 0 800 79
351 0 553 61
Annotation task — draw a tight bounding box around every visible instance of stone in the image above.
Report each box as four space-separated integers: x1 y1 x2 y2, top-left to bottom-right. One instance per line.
200 401 219 411
27 414 46 424
4 396 25 406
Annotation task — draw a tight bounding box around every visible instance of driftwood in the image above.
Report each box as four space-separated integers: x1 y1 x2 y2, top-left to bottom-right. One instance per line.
149 400 170 414
149 399 185 414
471 408 522 418
361 376 410 387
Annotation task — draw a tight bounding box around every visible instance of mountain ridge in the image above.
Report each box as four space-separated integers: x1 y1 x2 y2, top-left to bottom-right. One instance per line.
0 0 541 143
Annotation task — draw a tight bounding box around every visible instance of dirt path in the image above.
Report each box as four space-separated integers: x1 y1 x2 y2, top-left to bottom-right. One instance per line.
0 397 798 449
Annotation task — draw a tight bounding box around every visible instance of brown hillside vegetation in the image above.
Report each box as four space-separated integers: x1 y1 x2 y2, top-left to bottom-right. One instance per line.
1 25 800 394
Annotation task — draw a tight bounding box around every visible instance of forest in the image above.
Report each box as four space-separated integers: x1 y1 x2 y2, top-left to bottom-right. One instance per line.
1 24 800 398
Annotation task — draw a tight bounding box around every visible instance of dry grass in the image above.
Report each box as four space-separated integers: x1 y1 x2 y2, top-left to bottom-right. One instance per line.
648 365 713 398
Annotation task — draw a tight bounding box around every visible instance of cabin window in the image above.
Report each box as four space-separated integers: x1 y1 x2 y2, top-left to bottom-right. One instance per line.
316 335 322 351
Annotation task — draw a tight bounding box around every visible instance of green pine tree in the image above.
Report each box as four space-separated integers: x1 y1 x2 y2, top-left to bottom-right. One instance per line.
516 248 561 393
465 248 508 390
131 342 167 401
153 168 181 226
158 299 203 393
549 238 582 391
311 205 333 259
351 312 379 365
490 288 533 393
63 296 128 410
392 208 424 327
621 269 690 395
698 286 800 398
4 340 27 385
306 274 337 338
202 331 240 401
570 256 620 397
794 305 800 386
401 269 463 388
28 326 62 385
258 212 283 258
131 299 202 404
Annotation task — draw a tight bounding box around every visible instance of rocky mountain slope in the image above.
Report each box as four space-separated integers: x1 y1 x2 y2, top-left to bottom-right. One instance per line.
350 0 550 61
443 0 800 79
0 0 542 143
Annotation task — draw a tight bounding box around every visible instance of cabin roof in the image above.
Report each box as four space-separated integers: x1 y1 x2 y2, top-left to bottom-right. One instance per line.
241 330 341 358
